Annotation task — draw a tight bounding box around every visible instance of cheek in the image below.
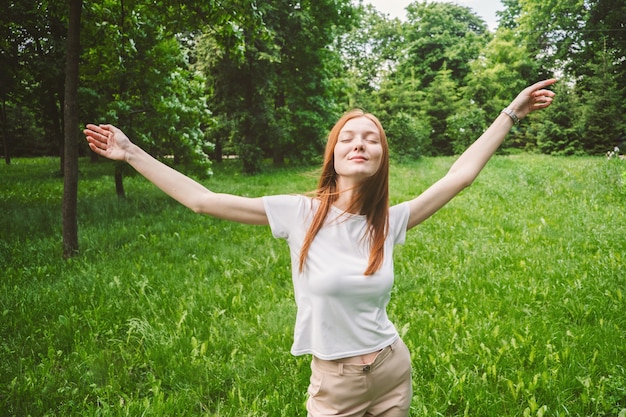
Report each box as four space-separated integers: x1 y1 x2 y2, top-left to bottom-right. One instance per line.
373 149 386 172
373 147 384 163
332 150 339 168
333 144 348 163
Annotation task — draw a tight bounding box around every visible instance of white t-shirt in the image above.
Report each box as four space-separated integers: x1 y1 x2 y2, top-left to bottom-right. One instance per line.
263 194 410 360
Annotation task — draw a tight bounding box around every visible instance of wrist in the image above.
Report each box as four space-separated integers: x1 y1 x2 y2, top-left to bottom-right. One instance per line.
501 108 520 125
124 143 141 163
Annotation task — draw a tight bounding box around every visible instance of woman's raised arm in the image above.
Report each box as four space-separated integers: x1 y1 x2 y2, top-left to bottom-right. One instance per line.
84 124 268 225
406 79 557 230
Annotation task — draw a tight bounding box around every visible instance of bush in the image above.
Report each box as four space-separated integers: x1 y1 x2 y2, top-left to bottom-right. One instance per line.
386 112 431 161
446 106 488 154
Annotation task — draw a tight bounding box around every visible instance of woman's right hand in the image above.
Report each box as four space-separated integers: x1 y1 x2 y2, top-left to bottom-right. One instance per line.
84 124 132 161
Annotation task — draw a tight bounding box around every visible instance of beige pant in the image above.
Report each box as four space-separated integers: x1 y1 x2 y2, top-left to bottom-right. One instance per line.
306 338 412 417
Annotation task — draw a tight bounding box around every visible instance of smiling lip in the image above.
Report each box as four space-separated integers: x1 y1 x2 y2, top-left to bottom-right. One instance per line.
349 156 368 161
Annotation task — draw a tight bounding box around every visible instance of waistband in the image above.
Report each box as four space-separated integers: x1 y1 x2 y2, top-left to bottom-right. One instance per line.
311 338 400 375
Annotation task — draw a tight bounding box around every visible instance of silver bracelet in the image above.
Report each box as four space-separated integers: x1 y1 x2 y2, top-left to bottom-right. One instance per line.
501 108 520 125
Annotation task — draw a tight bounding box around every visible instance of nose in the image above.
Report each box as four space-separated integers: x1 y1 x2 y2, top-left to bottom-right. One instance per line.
353 136 365 150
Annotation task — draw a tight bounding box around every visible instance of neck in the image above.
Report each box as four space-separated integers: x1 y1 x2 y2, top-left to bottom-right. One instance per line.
334 177 360 213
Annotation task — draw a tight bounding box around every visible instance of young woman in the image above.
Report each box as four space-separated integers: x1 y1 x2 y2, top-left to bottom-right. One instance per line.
84 79 556 416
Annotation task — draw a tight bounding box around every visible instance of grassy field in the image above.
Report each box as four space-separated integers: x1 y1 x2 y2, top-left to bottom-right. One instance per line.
1 155 625 416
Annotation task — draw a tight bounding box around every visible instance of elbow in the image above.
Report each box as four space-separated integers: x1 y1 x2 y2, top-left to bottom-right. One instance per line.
188 191 215 214
447 169 476 191
459 176 475 190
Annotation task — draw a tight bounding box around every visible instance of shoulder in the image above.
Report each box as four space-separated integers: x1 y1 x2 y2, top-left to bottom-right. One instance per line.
263 194 311 211
264 194 314 238
389 202 411 242
390 201 410 221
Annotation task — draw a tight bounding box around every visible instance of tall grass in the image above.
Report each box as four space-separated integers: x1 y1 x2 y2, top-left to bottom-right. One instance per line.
1 156 624 416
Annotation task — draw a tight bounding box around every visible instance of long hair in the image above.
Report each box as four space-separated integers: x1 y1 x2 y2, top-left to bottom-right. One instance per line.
298 109 390 276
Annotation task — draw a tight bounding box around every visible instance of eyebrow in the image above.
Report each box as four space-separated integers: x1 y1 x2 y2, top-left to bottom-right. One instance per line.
339 129 379 136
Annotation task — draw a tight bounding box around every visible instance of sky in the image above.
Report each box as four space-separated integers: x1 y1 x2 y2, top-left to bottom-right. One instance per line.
363 0 505 31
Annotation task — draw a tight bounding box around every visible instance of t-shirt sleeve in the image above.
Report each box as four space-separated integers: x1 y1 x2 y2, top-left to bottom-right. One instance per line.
263 195 308 239
389 202 410 245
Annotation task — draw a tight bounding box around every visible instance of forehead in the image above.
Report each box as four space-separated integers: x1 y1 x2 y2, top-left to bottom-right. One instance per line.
339 117 379 135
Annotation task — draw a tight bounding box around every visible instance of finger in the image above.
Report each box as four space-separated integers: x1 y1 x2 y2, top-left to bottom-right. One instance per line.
86 133 106 149
88 142 102 154
533 96 554 106
536 78 557 89
84 128 106 144
533 102 552 110
526 79 557 96
532 89 556 98
84 130 100 144
86 123 108 135
85 124 112 145
99 124 117 134
531 96 553 105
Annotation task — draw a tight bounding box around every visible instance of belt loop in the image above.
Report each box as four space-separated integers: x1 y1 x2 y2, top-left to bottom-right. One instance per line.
389 342 394 352
338 363 344 376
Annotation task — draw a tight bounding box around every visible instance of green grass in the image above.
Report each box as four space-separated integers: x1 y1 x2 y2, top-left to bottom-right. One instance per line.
1 155 625 416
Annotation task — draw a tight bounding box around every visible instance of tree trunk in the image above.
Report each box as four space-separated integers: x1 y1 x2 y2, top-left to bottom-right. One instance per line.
115 163 126 199
1 100 9 165
62 0 82 258
213 138 223 163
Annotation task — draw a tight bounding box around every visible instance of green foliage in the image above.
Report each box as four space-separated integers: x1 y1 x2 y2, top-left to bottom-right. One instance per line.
197 0 354 173
386 112 431 161
1 156 625 416
464 28 537 119
142 70 214 176
423 66 462 155
1 0 68 159
402 2 490 91
532 81 584 155
336 4 404 108
373 2 491 156
80 1 214 177
3 0 625 172
446 106 488 154
576 52 624 154
514 0 626 153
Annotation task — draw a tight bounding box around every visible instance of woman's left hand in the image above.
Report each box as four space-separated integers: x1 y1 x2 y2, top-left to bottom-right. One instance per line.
508 78 557 120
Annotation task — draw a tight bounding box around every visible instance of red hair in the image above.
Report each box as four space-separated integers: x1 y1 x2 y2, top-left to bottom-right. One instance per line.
298 110 390 276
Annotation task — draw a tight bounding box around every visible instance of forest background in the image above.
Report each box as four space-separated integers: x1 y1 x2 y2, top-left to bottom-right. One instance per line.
3 0 625 254
3 0 625 172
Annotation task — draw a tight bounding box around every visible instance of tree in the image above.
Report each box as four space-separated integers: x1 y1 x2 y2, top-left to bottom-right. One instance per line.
515 0 625 154
196 13 276 173
268 0 355 166
446 106 488 155
62 0 82 258
464 28 537 116
576 0 626 151
533 80 583 155
462 28 539 151
423 66 461 155
335 4 404 110
386 111 431 161
577 52 623 154
496 0 522 30
1 1 67 164
376 1 490 156
80 0 215 195
197 0 354 173
401 2 489 91
0 7 20 165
